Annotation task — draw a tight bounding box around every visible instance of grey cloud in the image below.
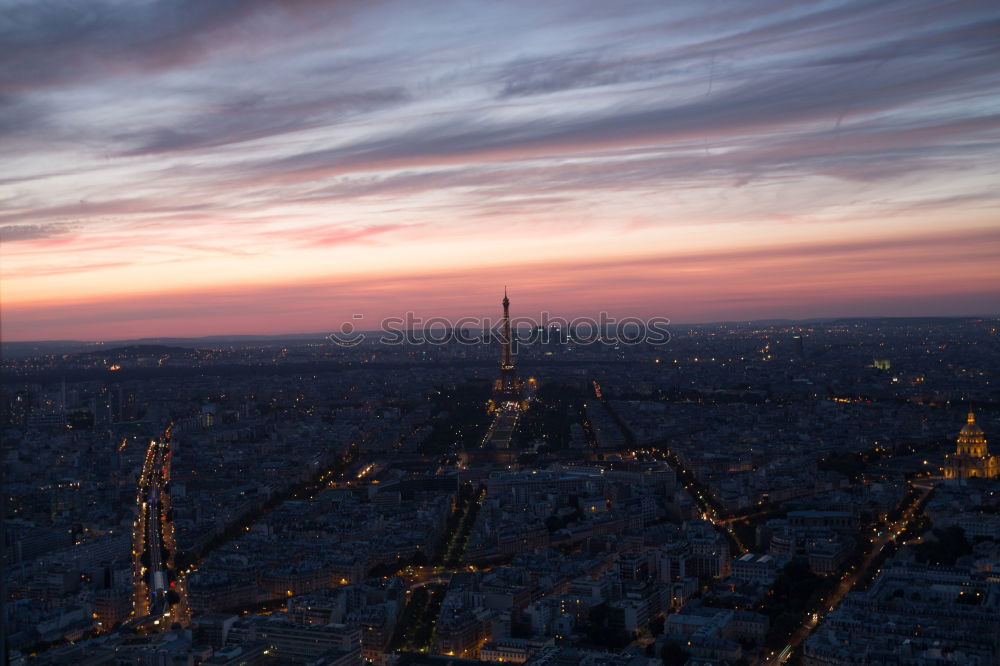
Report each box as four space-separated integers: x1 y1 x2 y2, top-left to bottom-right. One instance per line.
0 0 368 93
5 0 1000 240
0 93 49 137
0 199 208 226
489 3 879 100
115 87 410 156
810 17 1000 66
488 1 1000 107
0 223 75 242
265 107 1000 213
496 51 674 99
256 46 999 181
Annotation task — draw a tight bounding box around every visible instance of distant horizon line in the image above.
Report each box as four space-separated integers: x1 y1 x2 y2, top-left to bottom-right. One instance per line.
2 313 997 347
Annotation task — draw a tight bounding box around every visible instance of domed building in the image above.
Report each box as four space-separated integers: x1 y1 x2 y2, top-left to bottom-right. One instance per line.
944 411 998 480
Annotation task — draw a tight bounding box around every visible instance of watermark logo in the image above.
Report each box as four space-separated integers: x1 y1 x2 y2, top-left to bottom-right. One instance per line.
328 312 670 347
327 314 366 347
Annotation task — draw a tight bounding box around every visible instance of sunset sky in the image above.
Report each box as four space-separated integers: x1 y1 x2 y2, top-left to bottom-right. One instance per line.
2 0 999 341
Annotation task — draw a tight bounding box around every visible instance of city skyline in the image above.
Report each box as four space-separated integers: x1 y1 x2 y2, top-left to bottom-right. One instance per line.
4 315 998 665
3 0 1000 341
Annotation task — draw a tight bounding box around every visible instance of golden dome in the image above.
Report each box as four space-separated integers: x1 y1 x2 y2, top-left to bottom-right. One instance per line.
961 410 984 436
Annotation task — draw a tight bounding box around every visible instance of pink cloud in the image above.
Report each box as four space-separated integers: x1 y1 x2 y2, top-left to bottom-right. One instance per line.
4 226 997 341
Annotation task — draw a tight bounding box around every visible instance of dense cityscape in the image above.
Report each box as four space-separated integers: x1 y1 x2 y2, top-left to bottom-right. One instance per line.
3 298 998 665
4 1 1000 665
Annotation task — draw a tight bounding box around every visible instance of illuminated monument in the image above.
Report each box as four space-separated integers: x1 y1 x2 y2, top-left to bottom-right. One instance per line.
944 411 998 480
491 288 523 409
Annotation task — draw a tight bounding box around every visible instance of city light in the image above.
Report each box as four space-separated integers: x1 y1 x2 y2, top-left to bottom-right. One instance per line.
3 2 998 660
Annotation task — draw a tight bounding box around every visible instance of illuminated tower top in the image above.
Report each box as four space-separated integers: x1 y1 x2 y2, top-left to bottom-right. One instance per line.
501 287 513 370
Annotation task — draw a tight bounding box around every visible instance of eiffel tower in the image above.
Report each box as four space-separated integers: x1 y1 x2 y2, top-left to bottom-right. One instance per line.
492 288 522 406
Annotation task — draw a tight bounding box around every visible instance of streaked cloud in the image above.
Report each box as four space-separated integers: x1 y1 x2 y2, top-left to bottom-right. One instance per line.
2 0 999 340
0 222 75 242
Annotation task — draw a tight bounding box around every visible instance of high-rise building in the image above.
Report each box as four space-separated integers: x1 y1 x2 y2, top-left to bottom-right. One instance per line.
792 333 804 359
944 410 998 480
